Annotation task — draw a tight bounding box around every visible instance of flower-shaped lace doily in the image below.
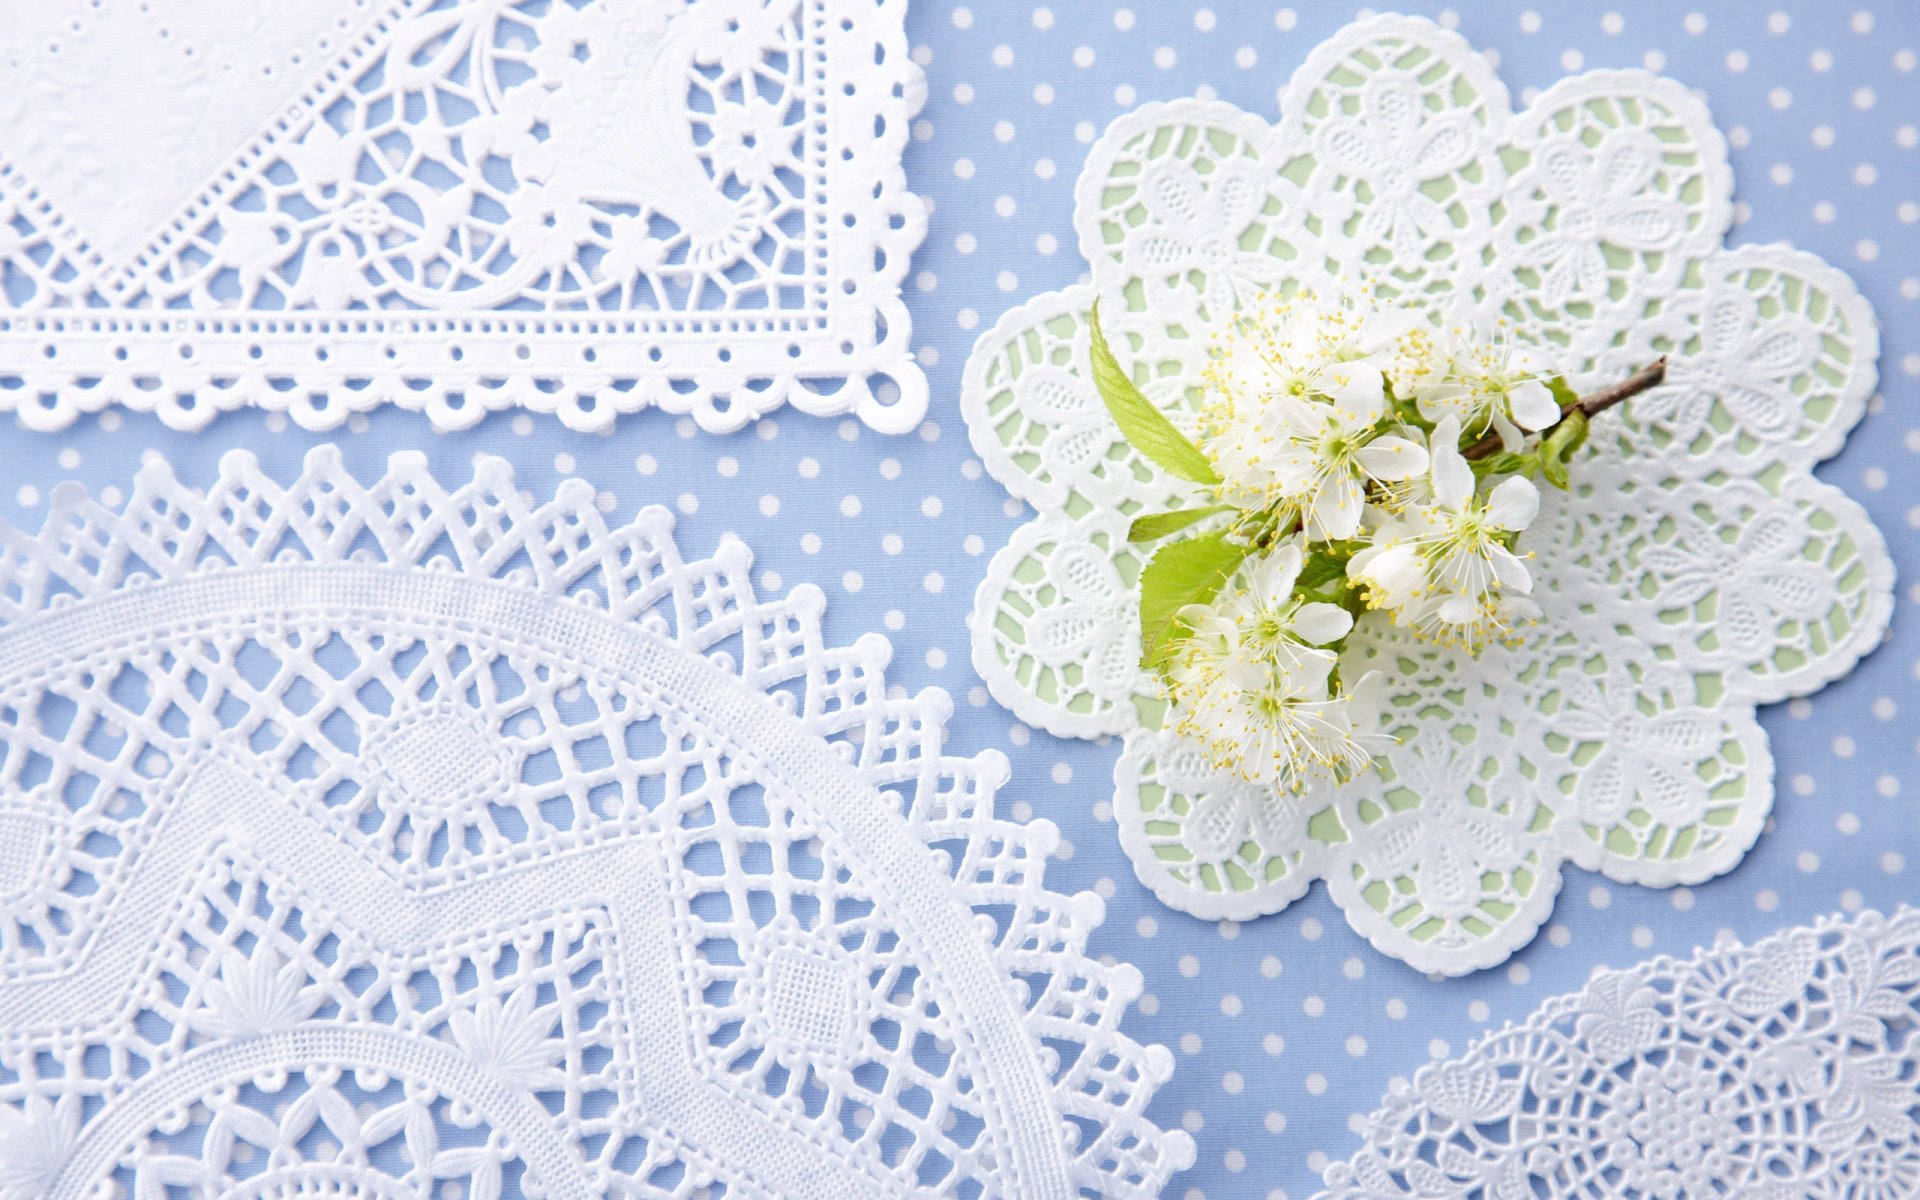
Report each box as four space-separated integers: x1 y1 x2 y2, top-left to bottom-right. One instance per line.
0 449 1194 1198
0 0 927 434
964 14 1892 974
1318 907 1920 1199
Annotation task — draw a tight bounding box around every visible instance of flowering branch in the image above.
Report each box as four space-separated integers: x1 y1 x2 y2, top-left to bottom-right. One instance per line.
1089 289 1671 794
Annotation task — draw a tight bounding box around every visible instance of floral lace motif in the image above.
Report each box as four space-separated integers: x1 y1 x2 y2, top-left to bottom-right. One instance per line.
0 0 927 433
0 449 1194 1198
1319 907 1920 1200
963 15 1892 973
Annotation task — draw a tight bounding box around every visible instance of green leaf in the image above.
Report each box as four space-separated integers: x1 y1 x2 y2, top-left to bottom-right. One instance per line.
1089 303 1220 485
1129 505 1232 542
1297 549 1352 591
1137 532 1252 671
1547 375 1580 410
1539 455 1571 490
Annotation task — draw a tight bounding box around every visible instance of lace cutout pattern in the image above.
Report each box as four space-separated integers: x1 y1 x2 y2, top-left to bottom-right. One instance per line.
0 449 1194 1198
962 15 1892 974
0 0 928 433
1319 907 1920 1199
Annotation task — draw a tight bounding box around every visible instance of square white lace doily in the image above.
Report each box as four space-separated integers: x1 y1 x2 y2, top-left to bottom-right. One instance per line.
0 0 928 433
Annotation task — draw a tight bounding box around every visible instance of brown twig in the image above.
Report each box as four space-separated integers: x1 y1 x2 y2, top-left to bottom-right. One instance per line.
1461 356 1669 461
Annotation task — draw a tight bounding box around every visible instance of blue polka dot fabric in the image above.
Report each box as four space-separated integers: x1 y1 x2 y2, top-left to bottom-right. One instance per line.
3 3 1915 1197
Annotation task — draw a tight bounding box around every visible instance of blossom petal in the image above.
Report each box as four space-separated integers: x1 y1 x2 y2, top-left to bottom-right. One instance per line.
1324 361 1385 424
1304 471 1364 540
1487 544 1534 593
1288 602 1354 646
1507 379 1561 431
1430 436 1473 514
1485 476 1540 532
1354 435 1430 482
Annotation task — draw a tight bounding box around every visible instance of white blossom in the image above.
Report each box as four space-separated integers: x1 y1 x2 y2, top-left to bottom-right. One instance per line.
1347 417 1542 648
1411 331 1563 452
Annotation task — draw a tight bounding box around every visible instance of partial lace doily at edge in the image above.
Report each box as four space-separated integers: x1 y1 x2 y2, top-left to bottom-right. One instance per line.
1319 907 1920 1199
963 13 1893 974
0 449 1194 1198
0 0 929 433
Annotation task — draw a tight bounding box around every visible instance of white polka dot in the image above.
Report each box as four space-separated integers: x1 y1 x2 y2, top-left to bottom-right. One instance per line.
950 7 972 28
1304 1073 1326 1096
842 571 863 594
1345 1035 1367 1057
1112 8 1134 31
1302 995 1324 1018
1178 954 1200 978
1220 993 1241 1017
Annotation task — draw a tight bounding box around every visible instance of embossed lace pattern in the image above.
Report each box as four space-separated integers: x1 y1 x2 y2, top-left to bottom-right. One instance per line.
0 449 1194 1198
962 15 1892 973
1319 907 1920 1200
0 0 928 433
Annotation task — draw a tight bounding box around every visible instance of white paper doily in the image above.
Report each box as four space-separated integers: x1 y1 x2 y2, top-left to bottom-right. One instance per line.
1320 907 1920 1199
0 0 928 434
963 14 1892 974
0 449 1194 1198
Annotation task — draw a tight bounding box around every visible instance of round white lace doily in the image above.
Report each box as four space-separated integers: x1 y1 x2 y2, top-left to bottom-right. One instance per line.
962 14 1893 975
0 449 1194 1198
1319 906 1920 1199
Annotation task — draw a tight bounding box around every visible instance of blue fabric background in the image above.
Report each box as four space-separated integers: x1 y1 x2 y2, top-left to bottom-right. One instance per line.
3 3 1915 1196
